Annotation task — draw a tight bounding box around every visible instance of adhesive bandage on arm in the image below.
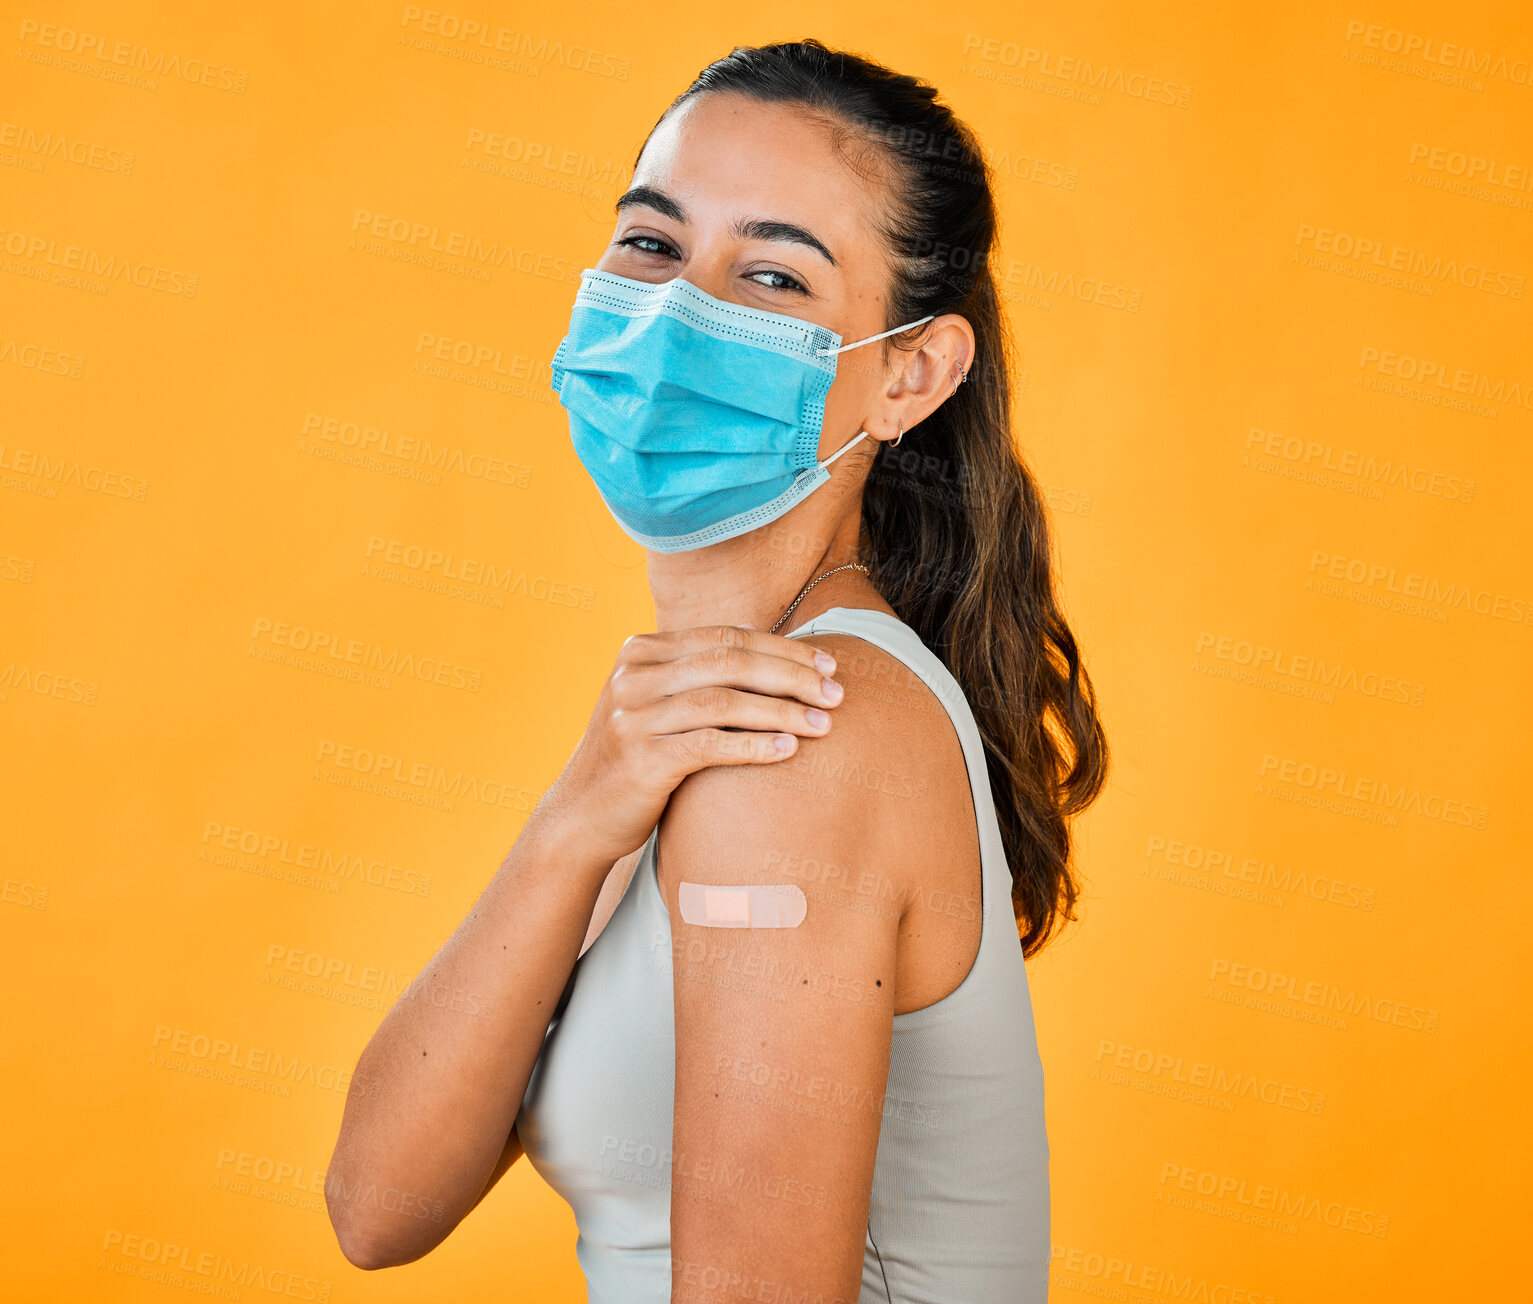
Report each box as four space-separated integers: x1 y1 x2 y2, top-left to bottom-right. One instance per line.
677 882 807 928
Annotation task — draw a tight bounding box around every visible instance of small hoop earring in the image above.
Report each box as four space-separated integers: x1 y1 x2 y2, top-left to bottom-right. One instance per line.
891 421 903 448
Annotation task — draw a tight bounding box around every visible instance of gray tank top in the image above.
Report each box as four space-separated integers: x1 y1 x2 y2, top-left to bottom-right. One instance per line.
517 606 1050 1302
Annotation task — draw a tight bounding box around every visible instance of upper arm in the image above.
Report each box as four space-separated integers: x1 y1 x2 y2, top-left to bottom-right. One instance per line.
657 634 921 1303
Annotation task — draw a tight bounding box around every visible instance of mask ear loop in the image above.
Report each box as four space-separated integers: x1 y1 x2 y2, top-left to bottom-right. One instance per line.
814 314 935 356
820 428 872 466
814 313 934 467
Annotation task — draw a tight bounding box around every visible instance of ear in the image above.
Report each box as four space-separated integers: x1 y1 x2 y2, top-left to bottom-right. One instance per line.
869 314 976 444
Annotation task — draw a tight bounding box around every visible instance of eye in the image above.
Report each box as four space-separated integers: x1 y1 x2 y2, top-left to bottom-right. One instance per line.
747 267 808 294
614 233 680 259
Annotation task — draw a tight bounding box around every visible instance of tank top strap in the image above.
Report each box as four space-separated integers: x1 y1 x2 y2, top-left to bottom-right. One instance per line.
784 600 962 704
785 606 976 759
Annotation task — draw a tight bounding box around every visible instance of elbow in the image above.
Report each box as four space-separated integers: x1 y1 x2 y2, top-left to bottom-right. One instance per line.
330 1213 395 1271
327 1188 415 1271
327 1191 453 1270
324 1138 461 1270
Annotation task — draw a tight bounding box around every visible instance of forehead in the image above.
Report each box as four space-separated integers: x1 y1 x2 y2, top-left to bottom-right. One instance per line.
633 92 888 265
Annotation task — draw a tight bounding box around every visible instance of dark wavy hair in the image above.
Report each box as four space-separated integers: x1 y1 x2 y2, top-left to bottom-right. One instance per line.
641 39 1109 957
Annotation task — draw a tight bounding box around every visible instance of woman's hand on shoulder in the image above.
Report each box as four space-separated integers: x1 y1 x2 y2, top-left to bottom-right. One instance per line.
534 624 847 872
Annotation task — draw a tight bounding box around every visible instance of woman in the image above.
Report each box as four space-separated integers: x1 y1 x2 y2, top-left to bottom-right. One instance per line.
326 39 1107 1304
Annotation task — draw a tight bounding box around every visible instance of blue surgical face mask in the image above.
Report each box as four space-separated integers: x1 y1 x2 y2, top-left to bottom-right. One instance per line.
548 268 932 553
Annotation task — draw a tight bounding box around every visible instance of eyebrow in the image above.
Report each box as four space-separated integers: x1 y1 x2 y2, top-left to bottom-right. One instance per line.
614 184 838 268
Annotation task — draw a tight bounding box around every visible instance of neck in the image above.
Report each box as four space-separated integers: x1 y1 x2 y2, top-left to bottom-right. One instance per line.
646 517 868 634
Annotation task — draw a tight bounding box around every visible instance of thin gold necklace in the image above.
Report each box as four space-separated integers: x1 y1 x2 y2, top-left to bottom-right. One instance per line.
769 561 870 634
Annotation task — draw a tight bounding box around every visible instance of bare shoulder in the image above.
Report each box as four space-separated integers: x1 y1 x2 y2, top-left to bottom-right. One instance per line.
791 630 968 800
656 627 976 933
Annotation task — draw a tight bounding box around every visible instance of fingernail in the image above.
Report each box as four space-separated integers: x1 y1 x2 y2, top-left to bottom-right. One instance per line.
822 677 843 701
806 708 830 728
814 651 836 674
774 734 795 752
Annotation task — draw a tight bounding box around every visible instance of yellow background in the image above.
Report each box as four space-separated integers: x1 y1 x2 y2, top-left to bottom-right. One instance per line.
3 1 1528 1300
